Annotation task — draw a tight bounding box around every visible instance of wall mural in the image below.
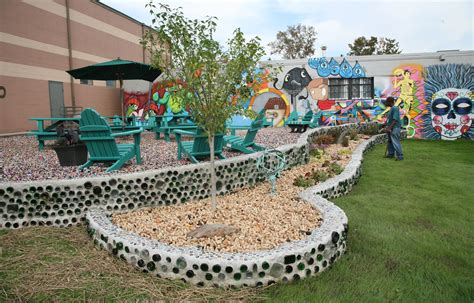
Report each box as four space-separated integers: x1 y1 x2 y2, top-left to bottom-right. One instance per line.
273 67 312 111
123 60 472 141
308 57 366 78
376 64 427 138
422 64 473 140
123 80 189 125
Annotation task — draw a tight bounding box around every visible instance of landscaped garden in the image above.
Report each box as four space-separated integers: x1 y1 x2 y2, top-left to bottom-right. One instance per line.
1 139 472 302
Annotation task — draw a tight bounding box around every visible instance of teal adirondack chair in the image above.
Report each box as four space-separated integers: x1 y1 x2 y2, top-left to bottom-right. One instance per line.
174 128 225 163
287 110 314 132
79 108 143 172
223 118 265 154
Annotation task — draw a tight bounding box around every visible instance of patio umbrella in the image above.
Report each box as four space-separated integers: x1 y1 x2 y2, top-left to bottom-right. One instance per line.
66 58 162 122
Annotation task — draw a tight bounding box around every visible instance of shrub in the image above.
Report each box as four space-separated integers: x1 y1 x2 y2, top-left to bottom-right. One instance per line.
311 170 329 183
337 149 352 156
341 135 350 147
348 129 358 140
293 176 313 188
328 162 344 175
361 124 381 135
309 148 324 159
313 134 335 146
322 160 331 167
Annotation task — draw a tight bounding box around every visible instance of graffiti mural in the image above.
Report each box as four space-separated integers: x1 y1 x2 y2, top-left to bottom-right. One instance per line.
273 67 312 111
123 80 191 126
423 64 473 140
308 57 366 78
376 64 426 138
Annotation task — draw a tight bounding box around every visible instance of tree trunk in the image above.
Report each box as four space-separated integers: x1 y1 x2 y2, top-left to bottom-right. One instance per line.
209 134 217 211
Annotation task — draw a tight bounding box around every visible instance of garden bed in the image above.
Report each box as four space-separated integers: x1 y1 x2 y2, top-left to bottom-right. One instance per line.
111 135 366 253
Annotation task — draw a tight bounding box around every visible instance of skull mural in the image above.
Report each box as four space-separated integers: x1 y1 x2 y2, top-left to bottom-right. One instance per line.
423 64 474 140
430 88 472 140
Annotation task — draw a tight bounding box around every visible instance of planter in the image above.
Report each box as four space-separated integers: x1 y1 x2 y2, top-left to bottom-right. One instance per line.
52 144 88 166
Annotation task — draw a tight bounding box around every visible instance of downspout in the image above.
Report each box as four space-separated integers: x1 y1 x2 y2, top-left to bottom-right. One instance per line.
141 23 145 63
66 0 75 107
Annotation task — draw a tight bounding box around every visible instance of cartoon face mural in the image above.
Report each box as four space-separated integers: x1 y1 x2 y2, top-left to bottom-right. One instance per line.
273 67 312 110
308 78 329 101
430 88 472 140
423 63 474 140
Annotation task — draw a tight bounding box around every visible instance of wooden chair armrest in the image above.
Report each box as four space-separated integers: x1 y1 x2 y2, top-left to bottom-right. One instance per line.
111 128 143 137
173 129 196 136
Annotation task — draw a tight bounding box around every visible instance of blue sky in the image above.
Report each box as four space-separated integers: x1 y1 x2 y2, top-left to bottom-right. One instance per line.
101 0 473 59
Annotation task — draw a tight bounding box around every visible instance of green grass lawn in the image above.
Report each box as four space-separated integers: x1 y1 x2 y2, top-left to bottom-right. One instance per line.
1 139 473 302
262 139 474 302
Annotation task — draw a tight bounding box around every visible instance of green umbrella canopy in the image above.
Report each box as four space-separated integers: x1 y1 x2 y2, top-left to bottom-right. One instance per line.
66 58 161 82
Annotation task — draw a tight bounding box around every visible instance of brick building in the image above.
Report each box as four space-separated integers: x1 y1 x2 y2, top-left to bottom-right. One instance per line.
0 0 152 134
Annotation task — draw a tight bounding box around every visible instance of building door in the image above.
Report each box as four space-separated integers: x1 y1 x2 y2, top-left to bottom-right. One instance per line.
48 81 64 117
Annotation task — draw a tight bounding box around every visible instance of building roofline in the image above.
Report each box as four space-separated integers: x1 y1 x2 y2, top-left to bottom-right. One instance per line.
265 49 474 65
92 0 153 30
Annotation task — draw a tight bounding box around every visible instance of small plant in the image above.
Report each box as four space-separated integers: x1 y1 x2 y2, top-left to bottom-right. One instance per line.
322 160 331 167
328 162 344 175
55 122 81 146
293 175 314 188
309 148 324 159
361 124 381 135
348 129 358 140
341 135 350 147
338 149 352 156
313 134 335 146
311 170 329 183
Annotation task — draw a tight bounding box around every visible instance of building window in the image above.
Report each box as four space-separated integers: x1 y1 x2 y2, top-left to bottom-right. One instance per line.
329 77 374 99
106 80 116 88
80 79 93 85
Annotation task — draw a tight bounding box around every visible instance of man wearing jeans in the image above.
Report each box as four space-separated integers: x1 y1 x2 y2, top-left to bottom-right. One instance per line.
384 96 404 161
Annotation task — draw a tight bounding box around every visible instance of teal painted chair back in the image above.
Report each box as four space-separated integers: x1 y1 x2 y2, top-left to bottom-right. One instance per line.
80 109 120 159
192 128 224 155
242 118 263 145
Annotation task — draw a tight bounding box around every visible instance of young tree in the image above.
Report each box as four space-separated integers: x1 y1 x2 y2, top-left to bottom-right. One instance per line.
348 36 401 56
268 24 317 59
142 2 266 210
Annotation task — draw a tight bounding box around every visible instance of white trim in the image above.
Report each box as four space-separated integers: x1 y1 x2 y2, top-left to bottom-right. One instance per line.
0 32 110 63
0 61 71 82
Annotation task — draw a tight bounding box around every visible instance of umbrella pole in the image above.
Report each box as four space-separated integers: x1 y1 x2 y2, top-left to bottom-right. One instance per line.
120 78 124 128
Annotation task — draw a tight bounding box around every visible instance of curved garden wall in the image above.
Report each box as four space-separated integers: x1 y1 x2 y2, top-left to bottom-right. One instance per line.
0 123 378 229
84 130 386 287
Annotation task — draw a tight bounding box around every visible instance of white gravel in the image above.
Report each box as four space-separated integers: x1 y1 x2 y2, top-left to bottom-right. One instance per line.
0 127 300 183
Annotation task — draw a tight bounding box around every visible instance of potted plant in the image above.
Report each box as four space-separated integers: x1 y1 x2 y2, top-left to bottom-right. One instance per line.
52 122 88 167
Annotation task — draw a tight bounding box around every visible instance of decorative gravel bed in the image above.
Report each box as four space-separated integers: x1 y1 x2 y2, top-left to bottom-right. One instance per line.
111 136 364 253
0 127 299 183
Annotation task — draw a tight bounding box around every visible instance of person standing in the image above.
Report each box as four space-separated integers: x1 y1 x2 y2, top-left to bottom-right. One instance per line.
384 96 404 161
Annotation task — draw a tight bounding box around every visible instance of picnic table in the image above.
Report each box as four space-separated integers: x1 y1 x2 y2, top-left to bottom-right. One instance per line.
29 117 140 151
153 114 197 142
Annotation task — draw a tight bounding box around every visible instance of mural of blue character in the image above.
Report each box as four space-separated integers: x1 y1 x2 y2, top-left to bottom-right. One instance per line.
273 67 312 111
352 61 366 78
422 64 474 140
339 58 353 78
329 58 340 76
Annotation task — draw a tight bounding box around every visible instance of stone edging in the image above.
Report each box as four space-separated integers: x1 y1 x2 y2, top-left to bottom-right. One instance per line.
1 123 379 229
84 133 386 287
